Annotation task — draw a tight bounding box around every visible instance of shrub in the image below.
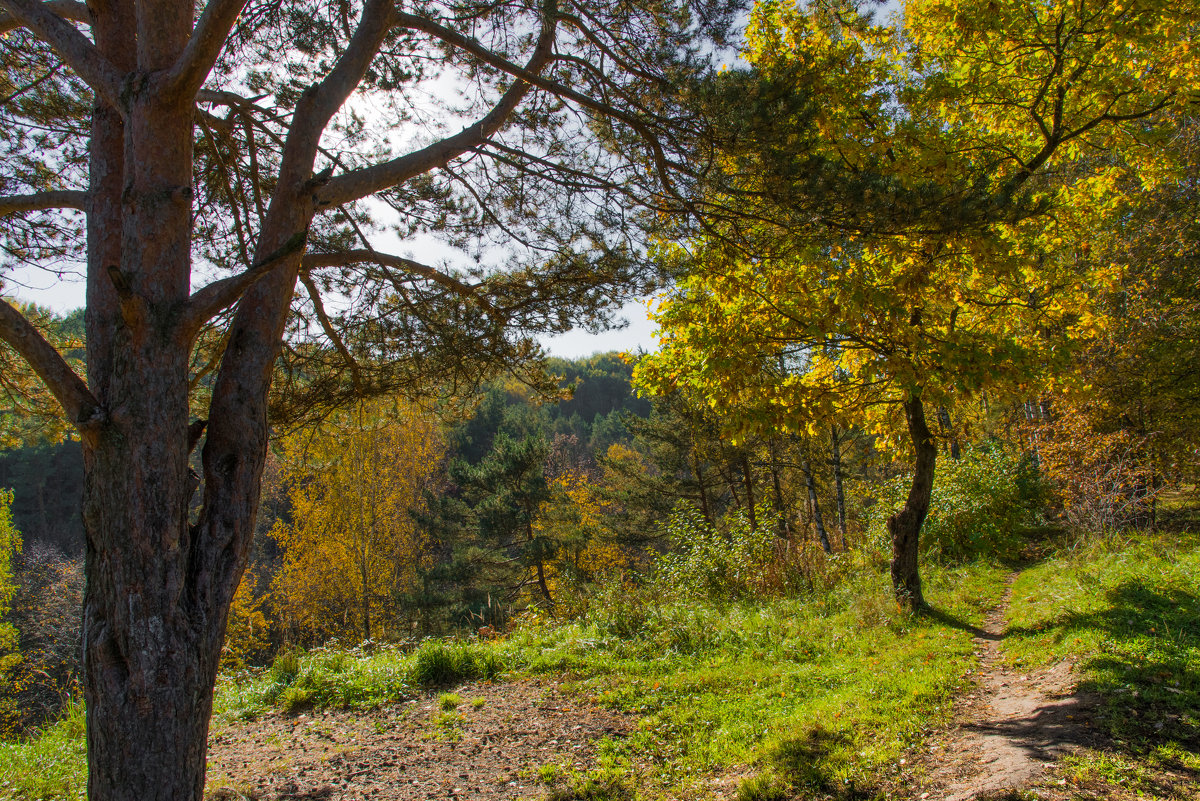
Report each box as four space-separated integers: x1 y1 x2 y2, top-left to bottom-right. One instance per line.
654 503 790 600
869 446 1042 562
3 540 85 737
410 640 505 687
267 650 302 685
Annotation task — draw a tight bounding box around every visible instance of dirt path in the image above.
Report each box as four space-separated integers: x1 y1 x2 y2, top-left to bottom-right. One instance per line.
914 575 1100 801
205 679 632 800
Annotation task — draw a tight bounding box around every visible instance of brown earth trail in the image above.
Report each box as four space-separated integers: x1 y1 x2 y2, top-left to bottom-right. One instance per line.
913 575 1100 801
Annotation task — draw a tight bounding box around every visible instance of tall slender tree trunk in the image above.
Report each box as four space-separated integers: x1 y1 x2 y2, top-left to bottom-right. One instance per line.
769 440 791 538
830 425 847 550
362 561 372 641
691 449 712 524
887 395 936 611
800 457 831 553
741 453 756 530
535 559 553 604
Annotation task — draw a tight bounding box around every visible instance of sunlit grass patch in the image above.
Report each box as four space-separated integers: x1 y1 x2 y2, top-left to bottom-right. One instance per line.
211 637 512 721
0 701 86 801
513 559 1010 798
1004 531 1200 779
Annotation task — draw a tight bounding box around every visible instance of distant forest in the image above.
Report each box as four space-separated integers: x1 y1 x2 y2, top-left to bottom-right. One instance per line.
0 348 648 558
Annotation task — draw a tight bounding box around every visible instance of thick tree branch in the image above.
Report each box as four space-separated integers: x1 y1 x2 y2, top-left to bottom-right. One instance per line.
0 0 88 33
384 8 689 205
0 297 102 428
0 189 87 216
281 0 397 174
0 0 122 108
316 7 557 207
175 229 309 343
163 0 250 100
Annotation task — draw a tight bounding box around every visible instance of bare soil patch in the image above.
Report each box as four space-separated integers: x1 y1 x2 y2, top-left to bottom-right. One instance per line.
205 679 632 800
911 577 1102 801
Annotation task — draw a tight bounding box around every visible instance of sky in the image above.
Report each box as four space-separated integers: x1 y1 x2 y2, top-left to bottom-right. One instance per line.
6 270 661 359
541 297 660 358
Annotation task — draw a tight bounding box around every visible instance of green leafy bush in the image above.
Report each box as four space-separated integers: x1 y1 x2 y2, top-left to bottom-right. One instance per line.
410 640 505 687
870 447 1043 562
654 503 783 600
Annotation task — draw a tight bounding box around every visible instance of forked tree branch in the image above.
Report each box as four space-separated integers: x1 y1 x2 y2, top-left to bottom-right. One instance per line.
382 8 688 204
0 0 88 33
0 0 122 108
175 229 309 343
163 0 251 100
0 190 87 216
316 4 558 207
0 297 103 428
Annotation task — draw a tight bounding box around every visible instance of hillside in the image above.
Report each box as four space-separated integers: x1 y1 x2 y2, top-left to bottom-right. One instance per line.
3 518 1197 801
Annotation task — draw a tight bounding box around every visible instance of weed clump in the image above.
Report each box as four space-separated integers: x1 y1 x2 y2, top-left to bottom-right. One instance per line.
735 772 789 801
411 640 505 688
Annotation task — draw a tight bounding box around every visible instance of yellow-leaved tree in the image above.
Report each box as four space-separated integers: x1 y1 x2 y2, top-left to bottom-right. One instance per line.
0 489 22 734
638 0 1197 609
271 400 444 644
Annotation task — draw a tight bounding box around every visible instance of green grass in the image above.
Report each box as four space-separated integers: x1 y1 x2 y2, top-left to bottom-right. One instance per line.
508 559 1011 799
212 637 510 720
0 702 86 800
18 527 1198 801
0 638 512 798
0 559 1011 801
1002 529 1200 796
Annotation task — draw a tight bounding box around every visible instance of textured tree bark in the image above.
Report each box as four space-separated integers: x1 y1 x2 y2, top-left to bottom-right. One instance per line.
81 120 223 801
830 425 848 550
887 395 936 611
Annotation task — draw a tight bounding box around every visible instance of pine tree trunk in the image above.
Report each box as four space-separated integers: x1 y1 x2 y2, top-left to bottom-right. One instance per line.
887 396 936 612
80 76 307 801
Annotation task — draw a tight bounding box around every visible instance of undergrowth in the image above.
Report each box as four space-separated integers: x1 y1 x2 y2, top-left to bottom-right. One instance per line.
6 522 1195 801
0 701 85 800
213 637 510 719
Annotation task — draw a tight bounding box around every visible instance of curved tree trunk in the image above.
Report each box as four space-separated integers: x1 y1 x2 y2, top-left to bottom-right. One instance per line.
887 395 936 611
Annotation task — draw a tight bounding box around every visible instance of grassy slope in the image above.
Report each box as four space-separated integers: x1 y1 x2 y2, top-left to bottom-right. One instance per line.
2 528 1196 801
1002 529 1200 799
506 560 1010 799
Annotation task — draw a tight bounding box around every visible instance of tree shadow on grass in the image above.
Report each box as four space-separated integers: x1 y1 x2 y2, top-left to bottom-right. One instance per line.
1004 581 1199 773
918 605 1003 641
